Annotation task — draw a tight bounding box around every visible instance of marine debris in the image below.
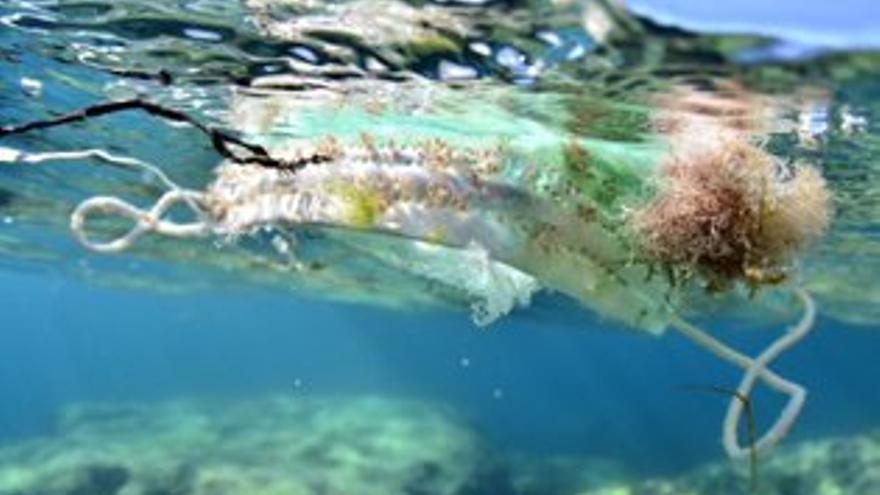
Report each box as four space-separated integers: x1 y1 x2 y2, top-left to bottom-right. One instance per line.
0 80 832 462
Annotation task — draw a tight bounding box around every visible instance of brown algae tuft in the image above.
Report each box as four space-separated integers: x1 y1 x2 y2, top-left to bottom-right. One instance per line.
633 136 831 288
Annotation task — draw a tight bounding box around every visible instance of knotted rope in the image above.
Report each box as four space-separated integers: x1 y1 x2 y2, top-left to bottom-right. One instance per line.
70 190 208 253
0 146 210 252
671 287 816 459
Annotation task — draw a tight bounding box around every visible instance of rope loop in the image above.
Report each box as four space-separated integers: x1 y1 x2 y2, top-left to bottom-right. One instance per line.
671 288 816 460
70 190 209 253
721 288 816 458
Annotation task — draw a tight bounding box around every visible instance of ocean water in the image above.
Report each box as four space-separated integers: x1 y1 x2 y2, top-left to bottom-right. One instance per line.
0 1 879 494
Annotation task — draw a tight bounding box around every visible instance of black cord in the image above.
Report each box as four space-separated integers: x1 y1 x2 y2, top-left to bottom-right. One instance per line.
0 98 331 172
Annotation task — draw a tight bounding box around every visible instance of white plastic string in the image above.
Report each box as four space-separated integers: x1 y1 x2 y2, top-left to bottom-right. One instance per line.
671 288 815 459
721 288 815 457
70 190 209 253
2 147 181 191
1 146 211 252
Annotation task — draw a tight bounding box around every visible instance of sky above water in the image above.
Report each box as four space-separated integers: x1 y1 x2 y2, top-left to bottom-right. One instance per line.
628 0 880 48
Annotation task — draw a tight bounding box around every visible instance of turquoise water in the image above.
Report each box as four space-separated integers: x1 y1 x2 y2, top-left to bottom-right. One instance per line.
1 1 879 494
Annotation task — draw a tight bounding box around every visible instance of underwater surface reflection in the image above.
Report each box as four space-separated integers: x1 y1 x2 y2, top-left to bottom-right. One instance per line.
0 1 879 494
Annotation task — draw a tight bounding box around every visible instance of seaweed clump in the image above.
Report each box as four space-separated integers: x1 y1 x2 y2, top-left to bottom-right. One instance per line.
633 137 831 289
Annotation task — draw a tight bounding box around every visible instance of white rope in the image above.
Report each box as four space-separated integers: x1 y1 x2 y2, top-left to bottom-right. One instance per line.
671 288 815 459
1 146 211 252
2 147 181 192
70 190 209 253
721 288 815 457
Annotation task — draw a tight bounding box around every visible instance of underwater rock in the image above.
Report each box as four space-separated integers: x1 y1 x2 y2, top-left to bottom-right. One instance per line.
6 396 875 495
66 464 130 495
580 429 880 495
507 453 629 495
0 396 506 495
